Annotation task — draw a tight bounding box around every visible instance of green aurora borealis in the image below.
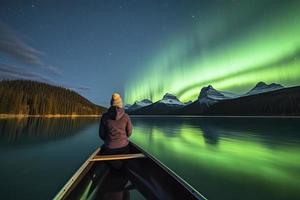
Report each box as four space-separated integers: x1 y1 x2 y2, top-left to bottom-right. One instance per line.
125 1 300 104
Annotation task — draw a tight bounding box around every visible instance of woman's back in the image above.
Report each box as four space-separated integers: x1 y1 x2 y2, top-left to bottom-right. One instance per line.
99 93 132 152
100 106 132 149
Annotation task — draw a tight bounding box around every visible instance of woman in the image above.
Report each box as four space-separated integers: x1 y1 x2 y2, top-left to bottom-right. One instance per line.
99 93 132 155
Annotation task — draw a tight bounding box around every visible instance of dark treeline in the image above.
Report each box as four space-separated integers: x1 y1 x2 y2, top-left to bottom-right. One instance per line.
0 80 106 115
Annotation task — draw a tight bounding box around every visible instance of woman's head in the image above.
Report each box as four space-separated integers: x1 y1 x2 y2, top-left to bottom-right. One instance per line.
110 93 123 108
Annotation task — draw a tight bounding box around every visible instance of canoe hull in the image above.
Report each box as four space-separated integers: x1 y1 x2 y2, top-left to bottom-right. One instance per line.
54 142 206 200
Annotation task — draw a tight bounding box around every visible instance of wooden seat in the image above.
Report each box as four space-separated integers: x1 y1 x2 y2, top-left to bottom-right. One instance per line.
90 153 145 161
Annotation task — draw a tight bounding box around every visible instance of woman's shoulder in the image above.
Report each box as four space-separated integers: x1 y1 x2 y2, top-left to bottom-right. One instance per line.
123 112 131 120
101 112 110 120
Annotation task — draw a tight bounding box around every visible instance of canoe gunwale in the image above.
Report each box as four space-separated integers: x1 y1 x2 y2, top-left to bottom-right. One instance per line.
53 147 146 200
130 142 208 200
53 148 100 200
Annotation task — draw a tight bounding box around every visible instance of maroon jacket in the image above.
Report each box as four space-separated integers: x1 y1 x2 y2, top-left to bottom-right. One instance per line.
99 107 132 149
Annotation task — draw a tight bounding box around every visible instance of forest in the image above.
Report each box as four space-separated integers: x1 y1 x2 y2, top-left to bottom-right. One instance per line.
0 80 106 115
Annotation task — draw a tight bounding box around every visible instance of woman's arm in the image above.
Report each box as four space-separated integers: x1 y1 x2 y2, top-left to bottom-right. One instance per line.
99 117 106 140
126 115 133 137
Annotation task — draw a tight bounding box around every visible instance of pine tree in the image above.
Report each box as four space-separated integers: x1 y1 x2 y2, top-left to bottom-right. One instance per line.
0 80 106 115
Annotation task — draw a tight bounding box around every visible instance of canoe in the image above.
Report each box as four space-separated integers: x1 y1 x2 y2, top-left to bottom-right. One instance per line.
54 142 207 200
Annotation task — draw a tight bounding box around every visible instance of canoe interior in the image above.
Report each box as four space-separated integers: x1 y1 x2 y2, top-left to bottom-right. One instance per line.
57 143 206 200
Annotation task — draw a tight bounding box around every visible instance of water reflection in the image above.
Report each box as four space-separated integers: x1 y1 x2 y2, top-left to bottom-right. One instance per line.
0 117 99 145
131 117 300 200
0 116 299 200
0 117 101 200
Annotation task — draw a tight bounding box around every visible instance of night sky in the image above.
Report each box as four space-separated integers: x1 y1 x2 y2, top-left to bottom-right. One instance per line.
0 1 300 106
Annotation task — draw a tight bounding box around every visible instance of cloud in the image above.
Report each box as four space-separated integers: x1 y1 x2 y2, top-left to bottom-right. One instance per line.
0 63 91 94
63 84 92 92
0 63 53 83
0 22 60 74
0 22 89 95
74 86 92 91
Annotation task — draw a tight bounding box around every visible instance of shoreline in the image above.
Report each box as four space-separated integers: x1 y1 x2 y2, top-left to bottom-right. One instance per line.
2 114 299 119
129 115 300 118
0 114 101 119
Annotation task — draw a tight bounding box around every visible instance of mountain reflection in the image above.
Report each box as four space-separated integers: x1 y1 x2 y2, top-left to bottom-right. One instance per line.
0 117 99 144
130 117 300 200
132 117 300 146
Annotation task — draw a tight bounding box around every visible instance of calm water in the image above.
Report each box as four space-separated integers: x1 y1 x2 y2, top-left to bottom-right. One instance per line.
0 117 299 200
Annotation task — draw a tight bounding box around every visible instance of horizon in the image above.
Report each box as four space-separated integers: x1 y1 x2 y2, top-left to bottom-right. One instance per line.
0 78 289 107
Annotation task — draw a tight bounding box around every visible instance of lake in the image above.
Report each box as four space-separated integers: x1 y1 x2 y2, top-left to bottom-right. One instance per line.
0 116 299 199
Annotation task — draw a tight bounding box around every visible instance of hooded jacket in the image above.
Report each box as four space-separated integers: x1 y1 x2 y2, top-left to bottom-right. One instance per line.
99 106 132 149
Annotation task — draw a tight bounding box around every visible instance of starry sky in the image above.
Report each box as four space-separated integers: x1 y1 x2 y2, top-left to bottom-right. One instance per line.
0 1 300 106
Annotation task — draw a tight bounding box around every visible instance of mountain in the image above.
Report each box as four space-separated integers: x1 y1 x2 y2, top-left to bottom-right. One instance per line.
124 104 132 110
180 82 283 110
197 85 239 106
184 100 193 105
0 80 106 115
158 93 185 106
128 82 299 116
125 99 153 111
205 86 300 116
191 82 284 108
175 85 300 116
246 81 284 95
128 93 185 115
177 85 239 115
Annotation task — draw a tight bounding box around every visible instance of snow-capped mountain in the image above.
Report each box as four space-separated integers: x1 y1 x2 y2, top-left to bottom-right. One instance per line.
158 93 185 106
127 81 294 115
127 93 185 114
134 99 153 107
197 85 239 106
246 82 284 95
184 100 193 105
124 104 132 110
125 99 153 111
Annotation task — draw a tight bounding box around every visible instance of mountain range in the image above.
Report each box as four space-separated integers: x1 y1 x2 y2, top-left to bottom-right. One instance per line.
126 82 300 116
127 93 186 115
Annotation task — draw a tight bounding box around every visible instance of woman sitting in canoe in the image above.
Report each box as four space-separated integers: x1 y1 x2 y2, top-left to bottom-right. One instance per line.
99 93 133 155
